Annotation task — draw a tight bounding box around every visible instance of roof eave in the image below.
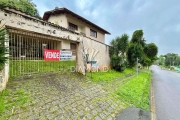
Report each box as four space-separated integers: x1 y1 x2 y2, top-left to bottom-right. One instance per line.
43 7 111 35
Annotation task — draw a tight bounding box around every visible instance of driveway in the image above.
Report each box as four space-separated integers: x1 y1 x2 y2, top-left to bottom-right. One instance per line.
151 65 180 120
2 72 126 120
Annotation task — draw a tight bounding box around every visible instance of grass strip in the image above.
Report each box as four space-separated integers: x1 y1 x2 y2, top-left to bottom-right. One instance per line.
115 71 151 110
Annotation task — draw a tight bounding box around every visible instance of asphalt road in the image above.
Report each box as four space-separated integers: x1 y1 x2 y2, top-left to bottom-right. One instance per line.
151 65 180 120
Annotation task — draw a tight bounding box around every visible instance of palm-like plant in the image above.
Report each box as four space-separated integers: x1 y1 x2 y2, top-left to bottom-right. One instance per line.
117 34 129 55
0 27 8 70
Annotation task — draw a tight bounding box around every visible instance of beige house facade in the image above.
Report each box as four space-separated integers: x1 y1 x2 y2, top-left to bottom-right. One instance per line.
0 7 111 91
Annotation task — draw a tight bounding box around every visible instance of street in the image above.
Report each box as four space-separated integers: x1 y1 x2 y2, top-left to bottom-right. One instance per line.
151 65 180 120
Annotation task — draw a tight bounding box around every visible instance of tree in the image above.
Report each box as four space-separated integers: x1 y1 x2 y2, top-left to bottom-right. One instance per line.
127 30 158 68
164 53 179 66
109 39 118 58
144 43 158 59
0 0 40 18
127 42 143 67
131 30 143 43
117 34 129 55
127 30 145 67
109 34 129 71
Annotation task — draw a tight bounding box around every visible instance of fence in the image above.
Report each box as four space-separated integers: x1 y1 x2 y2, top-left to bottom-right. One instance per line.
8 29 76 79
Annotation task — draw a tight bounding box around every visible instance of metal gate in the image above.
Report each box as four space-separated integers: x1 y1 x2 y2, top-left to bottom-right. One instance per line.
8 29 75 79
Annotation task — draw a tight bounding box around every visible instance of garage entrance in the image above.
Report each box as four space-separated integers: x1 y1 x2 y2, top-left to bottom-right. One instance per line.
8 29 75 79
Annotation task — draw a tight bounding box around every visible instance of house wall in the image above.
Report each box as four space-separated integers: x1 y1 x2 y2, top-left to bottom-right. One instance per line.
49 14 105 43
62 40 70 49
48 14 67 28
83 37 110 68
85 25 105 43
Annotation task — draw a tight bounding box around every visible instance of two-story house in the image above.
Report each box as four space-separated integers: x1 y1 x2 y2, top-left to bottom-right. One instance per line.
43 7 111 70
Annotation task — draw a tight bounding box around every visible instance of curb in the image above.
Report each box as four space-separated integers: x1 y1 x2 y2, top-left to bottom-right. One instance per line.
151 79 156 120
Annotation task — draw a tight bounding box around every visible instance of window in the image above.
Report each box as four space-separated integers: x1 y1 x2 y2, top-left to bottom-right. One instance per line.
70 43 76 55
90 29 97 38
69 22 78 31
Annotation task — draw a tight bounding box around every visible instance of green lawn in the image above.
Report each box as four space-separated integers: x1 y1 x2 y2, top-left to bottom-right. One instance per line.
87 68 135 82
9 60 76 78
0 89 30 119
115 71 151 110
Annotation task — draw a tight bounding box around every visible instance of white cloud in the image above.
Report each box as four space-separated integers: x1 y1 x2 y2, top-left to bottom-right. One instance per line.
33 0 180 55
75 0 95 10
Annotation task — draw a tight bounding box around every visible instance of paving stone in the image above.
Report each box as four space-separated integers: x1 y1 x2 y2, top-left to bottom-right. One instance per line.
3 73 126 120
92 109 98 116
99 113 106 119
94 115 102 120
106 116 113 120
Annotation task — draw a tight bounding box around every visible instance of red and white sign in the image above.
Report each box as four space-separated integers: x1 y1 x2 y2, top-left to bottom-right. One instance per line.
44 49 60 61
44 49 72 61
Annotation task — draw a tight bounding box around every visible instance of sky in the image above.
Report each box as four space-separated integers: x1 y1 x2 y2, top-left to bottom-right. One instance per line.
33 0 180 55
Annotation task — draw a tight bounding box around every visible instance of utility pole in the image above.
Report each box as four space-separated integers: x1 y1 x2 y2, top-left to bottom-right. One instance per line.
137 57 139 77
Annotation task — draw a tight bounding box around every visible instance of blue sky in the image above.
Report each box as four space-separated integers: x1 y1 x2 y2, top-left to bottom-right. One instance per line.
33 0 180 55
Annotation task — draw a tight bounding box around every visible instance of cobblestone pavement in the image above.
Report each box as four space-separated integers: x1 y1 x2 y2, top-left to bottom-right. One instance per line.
3 72 127 120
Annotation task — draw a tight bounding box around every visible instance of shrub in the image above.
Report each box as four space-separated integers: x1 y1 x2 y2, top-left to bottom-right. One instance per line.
110 54 126 72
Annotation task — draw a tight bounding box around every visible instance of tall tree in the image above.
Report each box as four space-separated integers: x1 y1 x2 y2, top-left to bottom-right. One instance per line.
127 30 158 68
127 30 145 67
131 30 143 43
117 34 129 55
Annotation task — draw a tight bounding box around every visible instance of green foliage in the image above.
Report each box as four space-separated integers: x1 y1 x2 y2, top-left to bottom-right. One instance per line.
131 30 143 43
10 60 76 78
0 0 40 18
163 53 180 67
115 72 151 110
88 68 134 82
111 54 126 71
0 89 29 117
127 42 143 67
0 28 8 70
109 39 118 57
144 43 158 59
127 30 158 68
117 34 129 54
109 34 129 72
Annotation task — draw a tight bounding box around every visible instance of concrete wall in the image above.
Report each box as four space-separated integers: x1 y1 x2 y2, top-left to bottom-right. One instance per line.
83 37 110 69
76 36 110 74
0 68 5 91
48 14 67 28
0 8 80 42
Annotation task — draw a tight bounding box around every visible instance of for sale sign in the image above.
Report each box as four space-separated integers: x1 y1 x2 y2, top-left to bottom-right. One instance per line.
60 51 72 60
44 49 72 61
44 49 60 61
